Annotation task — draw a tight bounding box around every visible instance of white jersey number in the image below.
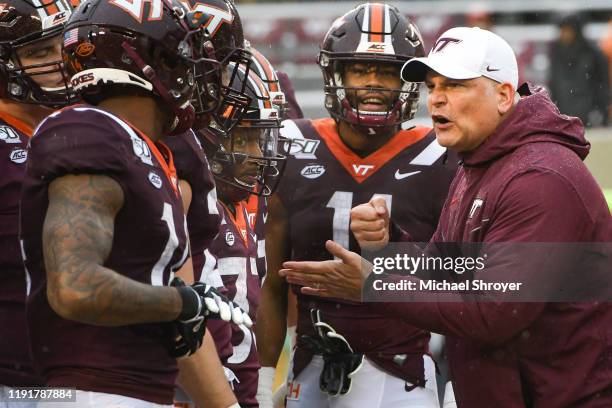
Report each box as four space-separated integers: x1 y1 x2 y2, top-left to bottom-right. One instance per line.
326 191 392 254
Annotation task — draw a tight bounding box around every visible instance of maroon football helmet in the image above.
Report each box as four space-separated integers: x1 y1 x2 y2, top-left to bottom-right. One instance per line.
318 3 424 135
63 0 219 135
0 0 75 106
181 0 252 135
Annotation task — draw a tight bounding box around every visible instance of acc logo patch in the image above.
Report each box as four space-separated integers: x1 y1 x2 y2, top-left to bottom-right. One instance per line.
300 164 325 179
0 126 21 144
75 42 95 57
225 231 235 247
148 171 162 189
9 147 27 164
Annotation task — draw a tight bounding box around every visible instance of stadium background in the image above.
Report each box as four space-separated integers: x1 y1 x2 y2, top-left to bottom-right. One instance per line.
233 0 612 391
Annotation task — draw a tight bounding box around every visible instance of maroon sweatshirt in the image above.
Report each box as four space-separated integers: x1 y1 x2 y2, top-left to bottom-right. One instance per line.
372 84 612 407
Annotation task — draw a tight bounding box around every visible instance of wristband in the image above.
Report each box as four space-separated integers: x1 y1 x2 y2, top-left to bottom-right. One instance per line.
176 285 201 321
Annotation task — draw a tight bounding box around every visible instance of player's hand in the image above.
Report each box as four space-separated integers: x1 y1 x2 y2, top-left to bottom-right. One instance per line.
191 282 253 327
169 278 253 358
350 196 390 251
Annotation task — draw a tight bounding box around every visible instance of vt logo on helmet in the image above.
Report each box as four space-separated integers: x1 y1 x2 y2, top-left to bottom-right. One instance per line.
62 0 220 135
318 3 424 136
0 0 78 107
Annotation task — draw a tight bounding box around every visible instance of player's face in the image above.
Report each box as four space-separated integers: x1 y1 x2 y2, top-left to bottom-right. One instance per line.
224 127 264 188
425 72 503 152
15 35 65 91
343 62 401 113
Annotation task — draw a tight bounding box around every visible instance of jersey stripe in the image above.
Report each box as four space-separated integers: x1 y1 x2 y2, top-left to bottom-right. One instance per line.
409 138 447 166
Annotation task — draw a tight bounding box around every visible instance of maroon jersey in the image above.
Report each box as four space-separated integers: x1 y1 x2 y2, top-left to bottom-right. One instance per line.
246 194 268 280
163 130 222 277
206 202 260 407
276 118 457 384
20 106 189 404
0 113 40 386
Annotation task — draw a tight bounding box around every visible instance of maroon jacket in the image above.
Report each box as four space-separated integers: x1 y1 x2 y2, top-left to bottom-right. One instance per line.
374 84 612 407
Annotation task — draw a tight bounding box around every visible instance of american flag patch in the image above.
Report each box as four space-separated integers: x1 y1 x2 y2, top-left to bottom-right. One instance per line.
63 28 78 47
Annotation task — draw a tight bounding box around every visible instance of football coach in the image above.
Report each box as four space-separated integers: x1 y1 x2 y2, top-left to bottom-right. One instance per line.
278 27 612 407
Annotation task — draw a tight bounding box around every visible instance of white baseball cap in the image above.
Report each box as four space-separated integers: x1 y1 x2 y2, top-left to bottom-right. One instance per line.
401 27 518 89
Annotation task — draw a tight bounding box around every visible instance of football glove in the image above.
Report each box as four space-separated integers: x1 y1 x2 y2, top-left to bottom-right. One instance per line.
301 309 364 396
169 278 252 358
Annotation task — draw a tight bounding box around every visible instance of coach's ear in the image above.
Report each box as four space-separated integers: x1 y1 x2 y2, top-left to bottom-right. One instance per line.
497 82 516 115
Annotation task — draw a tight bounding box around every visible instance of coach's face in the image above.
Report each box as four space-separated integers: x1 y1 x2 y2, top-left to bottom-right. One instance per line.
425 71 514 152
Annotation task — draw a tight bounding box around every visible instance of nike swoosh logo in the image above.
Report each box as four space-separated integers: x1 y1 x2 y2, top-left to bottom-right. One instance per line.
394 170 421 180
486 66 500 72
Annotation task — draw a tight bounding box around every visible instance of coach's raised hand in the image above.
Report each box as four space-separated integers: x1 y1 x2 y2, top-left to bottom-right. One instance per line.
350 196 390 251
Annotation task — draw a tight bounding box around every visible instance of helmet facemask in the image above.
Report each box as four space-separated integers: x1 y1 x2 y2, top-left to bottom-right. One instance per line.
319 53 420 135
203 48 252 136
208 64 286 200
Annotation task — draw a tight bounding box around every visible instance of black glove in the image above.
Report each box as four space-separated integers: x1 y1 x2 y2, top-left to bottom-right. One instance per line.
169 278 252 358
301 309 364 396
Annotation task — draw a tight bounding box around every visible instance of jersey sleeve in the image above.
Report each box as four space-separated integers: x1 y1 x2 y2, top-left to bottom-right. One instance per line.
163 130 207 186
27 108 129 181
276 119 317 208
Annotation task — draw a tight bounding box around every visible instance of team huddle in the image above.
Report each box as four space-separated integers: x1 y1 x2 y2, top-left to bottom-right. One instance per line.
2 0 611 408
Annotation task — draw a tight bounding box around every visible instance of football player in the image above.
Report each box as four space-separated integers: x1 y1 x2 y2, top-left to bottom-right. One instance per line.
244 45 303 279
243 47 303 395
0 0 74 402
164 2 254 405
256 4 457 407
19 0 247 406
200 64 285 408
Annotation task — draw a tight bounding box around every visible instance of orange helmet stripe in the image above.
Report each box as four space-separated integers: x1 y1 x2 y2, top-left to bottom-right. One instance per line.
251 48 279 92
369 4 384 43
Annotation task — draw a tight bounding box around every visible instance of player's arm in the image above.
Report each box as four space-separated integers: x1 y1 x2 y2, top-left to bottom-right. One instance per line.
43 174 182 325
178 330 238 407
256 193 290 402
174 179 239 407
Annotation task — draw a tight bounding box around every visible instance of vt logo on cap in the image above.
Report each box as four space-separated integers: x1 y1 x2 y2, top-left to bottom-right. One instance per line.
432 37 462 53
400 27 519 90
